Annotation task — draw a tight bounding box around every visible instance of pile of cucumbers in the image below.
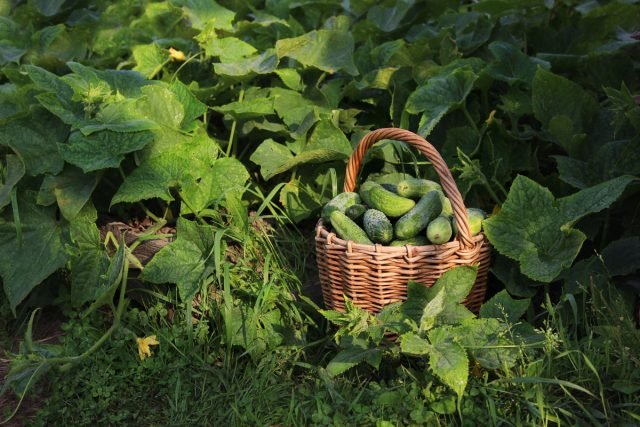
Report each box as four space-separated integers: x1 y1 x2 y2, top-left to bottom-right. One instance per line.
321 173 486 246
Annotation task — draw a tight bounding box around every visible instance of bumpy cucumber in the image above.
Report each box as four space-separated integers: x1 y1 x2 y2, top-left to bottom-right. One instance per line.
396 178 442 199
363 209 394 244
427 216 453 245
359 181 415 218
329 211 373 245
389 236 429 246
394 190 443 239
452 208 487 236
345 203 367 221
321 192 361 221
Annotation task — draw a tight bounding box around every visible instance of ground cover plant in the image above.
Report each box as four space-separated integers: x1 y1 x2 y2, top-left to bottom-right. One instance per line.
1 0 639 425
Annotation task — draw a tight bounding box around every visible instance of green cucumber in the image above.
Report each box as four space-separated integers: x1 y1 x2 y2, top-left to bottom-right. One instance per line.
363 209 394 244
440 194 453 216
371 172 414 185
380 183 398 193
452 208 487 236
426 216 453 245
389 236 429 246
396 178 442 199
329 211 373 245
345 203 367 221
321 192 361 221
394 191 442 239
359 181 415 218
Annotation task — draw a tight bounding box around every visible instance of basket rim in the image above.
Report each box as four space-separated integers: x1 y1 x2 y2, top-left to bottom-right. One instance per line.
315 218 487 254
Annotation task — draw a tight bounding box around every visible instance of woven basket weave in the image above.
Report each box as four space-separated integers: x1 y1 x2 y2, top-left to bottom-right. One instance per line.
315 128 491 314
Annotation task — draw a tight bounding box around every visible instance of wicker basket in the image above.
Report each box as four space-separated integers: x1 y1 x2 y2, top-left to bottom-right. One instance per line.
315 128 491 314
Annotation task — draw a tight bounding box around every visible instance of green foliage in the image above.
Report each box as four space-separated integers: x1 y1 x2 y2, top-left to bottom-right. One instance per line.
483 175 635 282
321 266 535 401
0 0 639 424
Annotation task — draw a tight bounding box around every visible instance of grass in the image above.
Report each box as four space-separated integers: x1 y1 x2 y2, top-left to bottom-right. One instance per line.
4 282 639 425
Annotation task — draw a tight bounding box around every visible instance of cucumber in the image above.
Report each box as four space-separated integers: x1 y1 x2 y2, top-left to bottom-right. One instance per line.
440 194 453 216
396 178 442 199
363 209 394 244
426 216 453 245
371 172 414 185
359 181 415 218
321 192 361 221
452 208 487 236
394 191 442 239
380 183 398 193
329 211 373 245
389 236 429 247
345 203 367 221
359 181 376 203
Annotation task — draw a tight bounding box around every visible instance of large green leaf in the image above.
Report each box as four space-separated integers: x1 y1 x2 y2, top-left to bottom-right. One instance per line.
405 68 478 136
305 119 352 156
0 116 66 176
424 265 477 304
67 205 111 306
111 134 218 206
137 85 185 129
132 43 169 79
276 29 358 76
38 166 98 221
60 130 154 172
401 267 476 329
213 50 278 77
173 0 235 30
435 318 517 370
399 331 431 356
419 286 446 332
326 345 382 377
554 138 640 189
213 96 274 119
111 151 191 205
141 218 215 300
169 80 208 127
367 0 415 32
249 139 293 180
265 149 349 180
0 197 68 312
483 175 635 282
486 41 549 85
427 339 468 400
180 157 250 214
479 290 530 323
532 67 599 152
202 36 257 62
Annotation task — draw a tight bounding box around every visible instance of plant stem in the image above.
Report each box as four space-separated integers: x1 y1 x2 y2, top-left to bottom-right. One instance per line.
226 87 245 157
462 105 478 132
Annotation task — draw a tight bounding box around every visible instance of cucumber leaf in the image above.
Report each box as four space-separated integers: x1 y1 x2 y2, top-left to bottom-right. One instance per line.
141 218 215 300
483 175 635 282
0 196 68 313
276 29 358 76
405 67 478 136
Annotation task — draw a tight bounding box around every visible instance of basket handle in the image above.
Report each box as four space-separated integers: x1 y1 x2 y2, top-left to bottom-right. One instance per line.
344 128 474 248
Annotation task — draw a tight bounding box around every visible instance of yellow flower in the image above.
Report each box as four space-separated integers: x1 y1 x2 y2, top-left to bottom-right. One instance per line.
168 47 186 61
485 109 496 125
136 335 159 360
